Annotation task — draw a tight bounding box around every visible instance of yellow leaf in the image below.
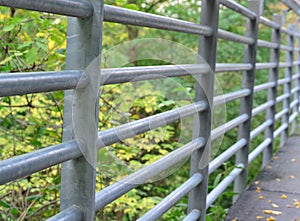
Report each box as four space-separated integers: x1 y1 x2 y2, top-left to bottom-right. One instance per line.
259 195 265 200
266 217 276 221
271 203 279 208
36 32 45 37
291 158 296 163
256 216 264 219
48 40 56 50
256 187 261 193
272 211 282 216
0 137 7 145
0 55 14 65
281 194 288 199
289 175 295 179
263 210 283 216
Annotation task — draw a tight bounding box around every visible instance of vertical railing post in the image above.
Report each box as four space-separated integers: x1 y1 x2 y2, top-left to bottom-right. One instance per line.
60 0 103 220
187 0 219 220
291 22 299 134
233 0 260 201
296 21 300 119
263 14 282 168
281 24 294 147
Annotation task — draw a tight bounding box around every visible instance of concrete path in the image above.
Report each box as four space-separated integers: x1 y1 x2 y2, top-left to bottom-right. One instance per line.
224 135 300 221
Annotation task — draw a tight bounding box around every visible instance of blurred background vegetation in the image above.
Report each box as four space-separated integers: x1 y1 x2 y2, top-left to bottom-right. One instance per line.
0 0 298 220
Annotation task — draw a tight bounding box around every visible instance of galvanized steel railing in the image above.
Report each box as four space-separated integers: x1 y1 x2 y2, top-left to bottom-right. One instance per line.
0 0 299 220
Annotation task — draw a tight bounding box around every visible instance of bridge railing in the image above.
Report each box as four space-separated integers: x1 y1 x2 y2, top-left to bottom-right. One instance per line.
0 0 299 220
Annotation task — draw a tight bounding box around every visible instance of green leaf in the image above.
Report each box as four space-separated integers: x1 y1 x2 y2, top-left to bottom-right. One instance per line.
25 125 35 134
3 24 14 32
0 55 14 65
213 173 222 188
17 41 32 49
116 0 126 5
26 47 38 65
0 200 10 208
124 3 139 10
11 208 18 215
13 51 23 56
29 139 41 147
36 41 48 52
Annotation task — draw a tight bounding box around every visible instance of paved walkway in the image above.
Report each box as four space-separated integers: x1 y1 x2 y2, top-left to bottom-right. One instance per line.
224 135 300 221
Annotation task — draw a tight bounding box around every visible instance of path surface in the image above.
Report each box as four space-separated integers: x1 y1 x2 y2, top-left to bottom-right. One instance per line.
224 135 300 221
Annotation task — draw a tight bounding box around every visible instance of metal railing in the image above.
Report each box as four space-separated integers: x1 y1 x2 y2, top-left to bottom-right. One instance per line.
0 0 299 220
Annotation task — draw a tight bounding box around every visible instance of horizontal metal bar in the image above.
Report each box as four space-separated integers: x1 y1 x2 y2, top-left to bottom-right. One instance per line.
0 140 81 185
275 108 289 121
254 82 276 93
289 112 298 123
292 74 300 80
259 16 280 29
281 27 294 36
95 138 205 211
255 62 277 70
182 209 200 221
273 123 288 138
248 138 272 163
279 62 292 68
214 89 251 106
282 0 300 16
209 139 247 175
280 44 293 51
277 78 291 86
276 93 290 103
290 99 299 109
46 206 83 221
211 114 249 141
0 0 93 18
101 64 210 85
220 0 256 19
137 173 203 221
103 5 212 36
206 165 244 209
291 87 300 94
218 29 255 45
250 119 273 140
252 100 275 117
257 39 279 49
0 70 88 97
215 63 253 73
97 102 207 149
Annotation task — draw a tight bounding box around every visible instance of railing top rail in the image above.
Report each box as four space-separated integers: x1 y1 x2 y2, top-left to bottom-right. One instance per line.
220 0 257 19
260 16 281 29
103 5 213 36
0 0 93 18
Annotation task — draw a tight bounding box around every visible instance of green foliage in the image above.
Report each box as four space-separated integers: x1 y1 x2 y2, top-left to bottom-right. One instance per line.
0 7 66 220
